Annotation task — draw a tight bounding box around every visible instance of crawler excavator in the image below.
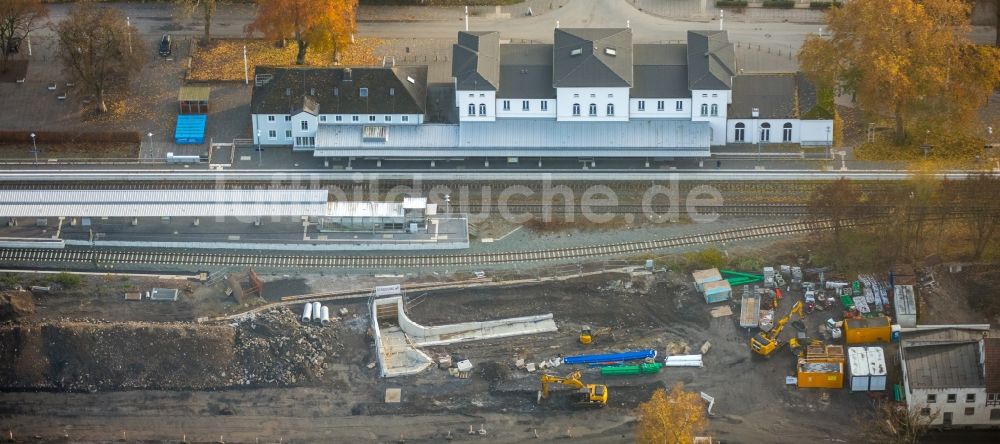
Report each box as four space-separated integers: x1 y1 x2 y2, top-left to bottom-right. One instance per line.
538 371 608 407
749 301 804 358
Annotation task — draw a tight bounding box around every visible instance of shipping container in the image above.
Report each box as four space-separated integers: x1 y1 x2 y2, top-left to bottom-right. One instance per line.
843 316 892 344
702 279 732 303
867 347 887 391
692 268 722 291
848 347 870 392
797 361 844 389
893 285 917 327
174 114 207 144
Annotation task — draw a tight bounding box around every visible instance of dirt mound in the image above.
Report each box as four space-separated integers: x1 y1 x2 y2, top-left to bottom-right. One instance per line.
0 307 354 391
0 291 35 321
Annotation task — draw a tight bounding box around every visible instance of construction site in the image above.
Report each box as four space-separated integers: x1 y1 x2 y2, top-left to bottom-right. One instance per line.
2 249 997 443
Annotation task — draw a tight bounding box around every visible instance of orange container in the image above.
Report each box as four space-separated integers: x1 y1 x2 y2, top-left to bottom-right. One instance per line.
797 361 844 389
843 317 892 344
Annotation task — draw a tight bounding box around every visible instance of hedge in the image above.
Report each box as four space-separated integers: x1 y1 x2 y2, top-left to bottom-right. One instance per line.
715 0 749 7
809 1 843 9
0 131 142 144
762 0 795 8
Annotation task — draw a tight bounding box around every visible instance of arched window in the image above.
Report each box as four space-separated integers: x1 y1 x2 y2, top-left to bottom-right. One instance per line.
700 103 708 116
760 122 771 142
589 103 597 116
606 103 615 116
710 104 718 116
782 122 793 142
467 103 475 116
734 122 745 142
479 104 487 116
572 103 581 116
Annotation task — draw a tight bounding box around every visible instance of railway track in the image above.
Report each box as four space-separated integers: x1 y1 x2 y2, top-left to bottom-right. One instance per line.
0 220 835 270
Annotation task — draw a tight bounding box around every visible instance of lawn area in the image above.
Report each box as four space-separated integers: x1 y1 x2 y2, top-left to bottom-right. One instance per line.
188 38 383 82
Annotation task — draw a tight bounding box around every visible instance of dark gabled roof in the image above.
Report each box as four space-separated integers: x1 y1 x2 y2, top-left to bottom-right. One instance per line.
498 44 555 99
729 74 798 119
251 66 427 116
795 72 820 117
986 338 1000 393
687 30 736 90
553 28 633 88
904 342 984 389
631 44 689 98
453 31 500 91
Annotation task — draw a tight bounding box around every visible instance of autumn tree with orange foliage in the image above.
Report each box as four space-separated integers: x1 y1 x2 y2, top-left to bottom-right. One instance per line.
799 0 1000 146
246 0 358 65
635 383 708 444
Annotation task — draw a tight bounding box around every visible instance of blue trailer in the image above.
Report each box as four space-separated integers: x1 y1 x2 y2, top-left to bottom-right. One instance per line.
174 114 207 144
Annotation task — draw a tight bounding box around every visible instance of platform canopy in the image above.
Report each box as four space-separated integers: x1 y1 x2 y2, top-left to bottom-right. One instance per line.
0 189 329 218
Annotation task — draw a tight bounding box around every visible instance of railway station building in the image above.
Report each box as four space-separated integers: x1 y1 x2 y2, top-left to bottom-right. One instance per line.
249 28 834 163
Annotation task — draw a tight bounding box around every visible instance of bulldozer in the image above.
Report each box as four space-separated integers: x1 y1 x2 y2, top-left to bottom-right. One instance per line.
749 301 804 358
579 325 614 345
538 371 608 407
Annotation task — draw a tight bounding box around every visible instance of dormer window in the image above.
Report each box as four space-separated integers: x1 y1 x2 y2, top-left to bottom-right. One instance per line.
570 48 583 56
390 88 395 96
605 47 616 56
359 87 368 97
406 76 415 84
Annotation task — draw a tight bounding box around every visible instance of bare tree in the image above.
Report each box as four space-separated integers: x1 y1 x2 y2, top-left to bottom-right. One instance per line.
176 0 217 45
55 3 146 113
808 178 865 256
0 0 47 73
861 400 937 444
954 174 1000 259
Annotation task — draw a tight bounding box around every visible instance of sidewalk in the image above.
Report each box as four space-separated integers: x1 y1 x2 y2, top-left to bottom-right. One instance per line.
359 0 570 22
629 0 826 24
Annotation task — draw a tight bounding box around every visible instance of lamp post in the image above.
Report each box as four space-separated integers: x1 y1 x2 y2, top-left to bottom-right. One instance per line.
751 107 760 167
147 132 153 157
256 130 262 168
30 133 37 164
444 194 451 215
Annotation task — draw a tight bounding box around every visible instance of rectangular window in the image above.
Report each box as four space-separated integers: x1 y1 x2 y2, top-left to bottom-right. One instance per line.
468 93 474 98
300 121 308 131
359 87 368 98
700 104 708 117
320 116 327 122
385 116 392 122
701 93 708 97
268 130 276 139
335 116 343 122
656 100 664 111
712 93 718 98
479 93 484 97
284 116 291 122
502 100 511 111
573 93 579 98
675 101 683 111
522 100 529 111
572 103 580 116
267 115 275 122
607 94 613 98
352 115 359 122
590 94 596 98
285 130 292 138
479 104 486 115
638 101 645 111
540 101 548 111
928 394 937 403
965 407 975 416
920 408 931 416
992 409 1000 420
948 394 957 403
967 394 976 403
369 115 376 122
402 116 409 122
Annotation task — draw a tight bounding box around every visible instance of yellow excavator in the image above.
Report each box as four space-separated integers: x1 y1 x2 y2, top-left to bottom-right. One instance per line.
538 371 608 407
750 300 804 358
579 325 614 345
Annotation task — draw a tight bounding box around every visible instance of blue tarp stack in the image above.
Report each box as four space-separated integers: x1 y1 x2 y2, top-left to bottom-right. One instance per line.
174 114 207 144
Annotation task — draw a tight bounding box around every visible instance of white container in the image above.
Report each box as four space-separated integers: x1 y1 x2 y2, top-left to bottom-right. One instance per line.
312 302 322 323
301 303 313 322
320 305 331 325
848 347 870 392
867 347 887 391
893 285 917 327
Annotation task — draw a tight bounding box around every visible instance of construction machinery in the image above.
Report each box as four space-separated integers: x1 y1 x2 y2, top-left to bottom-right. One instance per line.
579 325 613 345
538 371 608 407
749 301 804 357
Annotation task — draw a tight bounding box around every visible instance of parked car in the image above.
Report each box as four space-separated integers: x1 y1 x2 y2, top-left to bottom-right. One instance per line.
158 34 172 57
